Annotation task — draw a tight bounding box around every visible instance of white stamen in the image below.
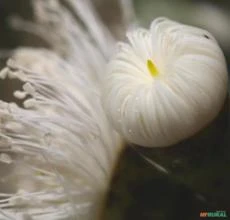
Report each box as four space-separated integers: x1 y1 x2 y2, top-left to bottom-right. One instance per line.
0 153 12 164
14 91 27 99
0 67 9 79
102 17 228 147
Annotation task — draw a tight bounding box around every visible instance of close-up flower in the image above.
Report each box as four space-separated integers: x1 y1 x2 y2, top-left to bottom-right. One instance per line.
102 18 228 147
0 0 229 220
0 1 125 219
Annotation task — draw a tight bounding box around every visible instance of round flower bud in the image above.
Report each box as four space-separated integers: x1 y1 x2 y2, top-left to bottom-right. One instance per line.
102 17 228 147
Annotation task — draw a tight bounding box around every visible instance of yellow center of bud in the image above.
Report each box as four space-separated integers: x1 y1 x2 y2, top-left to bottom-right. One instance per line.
147 59 159 77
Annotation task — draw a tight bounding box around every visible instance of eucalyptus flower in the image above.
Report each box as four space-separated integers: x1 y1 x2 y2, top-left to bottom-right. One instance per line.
0 0 127 219
102 17 228 147
0 0 228 219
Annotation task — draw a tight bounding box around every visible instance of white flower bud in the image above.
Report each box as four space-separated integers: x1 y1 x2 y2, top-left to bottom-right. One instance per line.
102 17 228 147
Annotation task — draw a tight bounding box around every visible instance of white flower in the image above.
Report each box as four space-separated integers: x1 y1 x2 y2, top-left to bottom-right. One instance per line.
102 17 228 147
0 0 131 219
0 0 228 218
0 52 122 220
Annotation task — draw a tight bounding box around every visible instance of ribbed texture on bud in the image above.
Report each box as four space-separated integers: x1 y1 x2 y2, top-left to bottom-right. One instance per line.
102 18 228 147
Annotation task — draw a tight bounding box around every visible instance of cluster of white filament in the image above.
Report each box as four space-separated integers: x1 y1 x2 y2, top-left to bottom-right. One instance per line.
0 0 228 220
103 18 228 147
0 0 125 219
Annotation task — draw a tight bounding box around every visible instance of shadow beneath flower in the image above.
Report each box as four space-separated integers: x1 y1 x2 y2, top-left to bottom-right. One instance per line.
104 96 230 220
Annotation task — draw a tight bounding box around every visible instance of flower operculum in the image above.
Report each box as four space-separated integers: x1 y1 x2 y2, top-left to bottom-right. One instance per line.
147 59 159 77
